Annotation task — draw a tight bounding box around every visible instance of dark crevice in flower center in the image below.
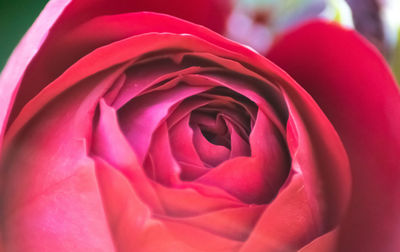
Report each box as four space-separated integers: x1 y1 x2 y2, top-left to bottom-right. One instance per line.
199 115 231 148
200 128 231 148
188 88 256 152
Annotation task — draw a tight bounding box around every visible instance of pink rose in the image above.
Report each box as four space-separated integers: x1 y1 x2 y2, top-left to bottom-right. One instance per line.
0 1 399 252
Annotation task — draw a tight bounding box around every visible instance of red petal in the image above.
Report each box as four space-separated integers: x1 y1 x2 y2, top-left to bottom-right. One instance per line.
2 158 115 252
168 114 208 179
240 175 318 252
144 123 181 186
0 64 123 251
2 65 122 215
119 83 209 163
94 157 151 252
153 182 242 217
267 20 400 251
92 100 163 212
192 124 231 167
2 1 232 136
159 205 265 241
197 109 289 204
160 218 242 251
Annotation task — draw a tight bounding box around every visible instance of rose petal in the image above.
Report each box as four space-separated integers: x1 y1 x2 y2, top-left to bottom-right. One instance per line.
229 125 251 158
119 82 210 163
144 123 181 186
92 99 163 212
103 73 126 104
94 157 151 252
168 114 208 179
158 205 265 241
2 65 123 214
240 175 318 252
1 63 122 251
2 0 233 135
132 220 203 251
160 219 242 251
2 158 116 252
192 124 231 167
188 72 286 135
111 58 186 109
5 24 284 143
152 182 243 217
196 109 289 204
267 20 400 251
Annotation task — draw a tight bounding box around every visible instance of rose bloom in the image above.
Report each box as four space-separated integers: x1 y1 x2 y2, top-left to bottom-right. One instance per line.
0 0 399 252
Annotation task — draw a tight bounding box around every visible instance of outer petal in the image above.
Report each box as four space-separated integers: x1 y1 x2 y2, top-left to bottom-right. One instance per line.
0 66 121 251
267 20 400 252
0 0 232 143
0 0 70 148
240 175 318 252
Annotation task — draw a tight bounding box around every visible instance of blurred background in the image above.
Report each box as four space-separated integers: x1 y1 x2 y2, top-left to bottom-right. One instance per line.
0 0 47 68
1 0 399 80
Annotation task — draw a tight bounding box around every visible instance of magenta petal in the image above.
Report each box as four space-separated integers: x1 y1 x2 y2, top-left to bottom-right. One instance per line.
169 114 208 180
92 100 139 170
248 109 290 191
103 73 126 104
192 124 230 167
111 59 185 109
91 100 163 212
267 20 400 251
94 157 151 252
196 109 289 204
119 83 210 163
229 123 251 158
144 123 181 186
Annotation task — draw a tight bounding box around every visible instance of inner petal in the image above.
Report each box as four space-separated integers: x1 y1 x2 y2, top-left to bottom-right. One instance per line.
196 109 290 204
192 124 231 167
169 114 209 180
191 111 230 148
118 83 210 163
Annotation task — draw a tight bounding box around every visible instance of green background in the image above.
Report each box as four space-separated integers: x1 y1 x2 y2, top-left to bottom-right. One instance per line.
0 0 48 69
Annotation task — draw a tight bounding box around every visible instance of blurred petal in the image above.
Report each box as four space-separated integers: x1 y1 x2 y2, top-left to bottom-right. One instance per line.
267 20 400 252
